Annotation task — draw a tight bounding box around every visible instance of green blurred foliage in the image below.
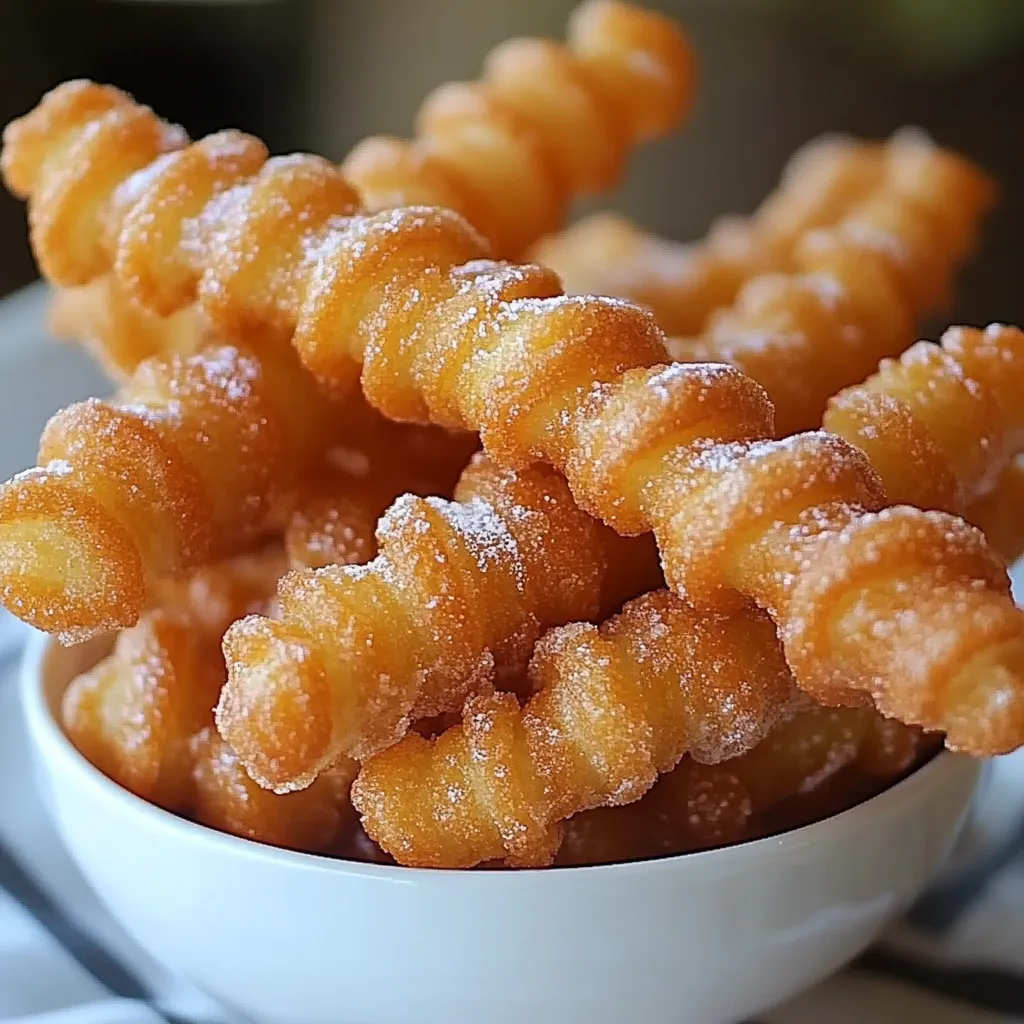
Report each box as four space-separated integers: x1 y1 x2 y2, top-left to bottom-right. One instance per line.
683 0 1024 72
815 0 1024 72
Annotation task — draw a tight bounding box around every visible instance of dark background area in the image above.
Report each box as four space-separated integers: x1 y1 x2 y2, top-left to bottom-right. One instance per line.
1 0 1022 330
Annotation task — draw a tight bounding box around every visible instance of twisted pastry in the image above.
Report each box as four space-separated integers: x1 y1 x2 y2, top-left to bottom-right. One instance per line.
666 706 927 849
5 90 1021 749
64 608 224 813
63 548 356 852
967 459 1024 568
62 548 282 812
281 418 479 570
556 706 930 865
190 727 356 853
0 341 339 642
24 5 692 372
218 452 663 790
48 275 207 381
823 324 1024 519
341 0 695 257
354 325 1024 865
666 133 997 435
3 0 695 297
532 133 886 335
351 591 800 868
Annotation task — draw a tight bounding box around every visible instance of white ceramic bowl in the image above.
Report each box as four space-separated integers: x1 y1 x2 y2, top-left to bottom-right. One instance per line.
22 631 981 1024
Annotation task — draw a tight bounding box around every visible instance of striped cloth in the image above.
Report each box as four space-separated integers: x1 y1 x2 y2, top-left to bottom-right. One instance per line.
2 283 1024 1023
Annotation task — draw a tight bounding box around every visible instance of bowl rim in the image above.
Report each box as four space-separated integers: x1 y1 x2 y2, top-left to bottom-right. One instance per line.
21 629 982 883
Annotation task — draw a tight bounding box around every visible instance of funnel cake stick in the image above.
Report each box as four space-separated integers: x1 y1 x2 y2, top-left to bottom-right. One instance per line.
63 548 285 811
342 0 695 259
0 342 340 641
5 89 1023 752
3 0 693 297
351 592 800 868
31 3 694 373
217 454 662 790
63 549 357 852
535 130 992 358
48 275 208 381
351 325 1024 866
824 324 1024 517
666 136 997 435
556 705 927 864
966 459 1024 567
225 326 1024 792
532 133 886 336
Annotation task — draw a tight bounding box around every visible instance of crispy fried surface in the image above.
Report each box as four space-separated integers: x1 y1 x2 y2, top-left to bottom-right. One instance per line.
342 0 695 258
217 453 663 791
0 342 338 640
351 593 800 868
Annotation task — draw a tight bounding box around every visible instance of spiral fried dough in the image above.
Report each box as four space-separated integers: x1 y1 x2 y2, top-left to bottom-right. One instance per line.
9 93 1020 749
9 3 692 370
674 705 926 848
191 728 356 853
48 276 208 380
556 705 927 863
532 134 886 335
217 453 662 791
293 280 1020 753
0 341 338 642
351 592 799 868
824 324 1024 519
666 134 996 435
63 609 223 813
967 459 1024 567
342 0 695 257
62 547 283 813
282 418 479 570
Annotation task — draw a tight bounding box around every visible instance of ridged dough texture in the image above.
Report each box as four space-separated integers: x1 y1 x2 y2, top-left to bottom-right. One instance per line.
0 341 341 641
664 133 996 435
340 0 695 259
556 706 929 865
62 549 357 855
351 592 801 867
32 2 693 373
217 453 663 790
533 129 993 372
4 84 1022 753
824 324 1024 520
532 133 888 335
350 322 1024 866
48 274 207 381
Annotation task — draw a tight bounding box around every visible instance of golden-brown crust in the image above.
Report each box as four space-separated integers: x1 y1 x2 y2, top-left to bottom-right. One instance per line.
351 592 800 868
217 453 663 792
0 342 340 640
556 707 928 864
63 609 221 812
824 324 1024 517
190 727 355 853
23 6 693 372
532 135 886 335
342 0 695 257
47 276 207 381
5 84 1022 752
663 134 997 436
62 547 356 852
61 548 283 811
967 459 1024 567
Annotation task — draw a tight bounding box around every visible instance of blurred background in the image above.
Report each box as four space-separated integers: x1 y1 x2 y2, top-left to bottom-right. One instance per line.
1 0 1022 327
